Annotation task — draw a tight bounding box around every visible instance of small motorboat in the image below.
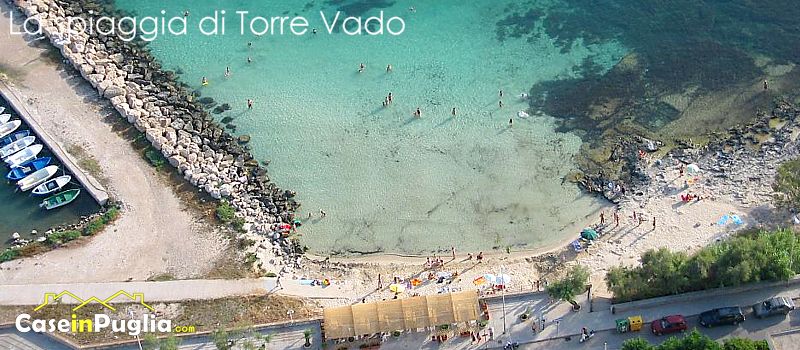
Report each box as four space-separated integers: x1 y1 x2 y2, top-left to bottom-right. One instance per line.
0 136 35 159
0 120 22 139
0 130 30 147
0 107 5 114
0 114 10 124
40 189 81 210
6 144 43 168
32 175 71 196
17 165 58 192
6 157 51 180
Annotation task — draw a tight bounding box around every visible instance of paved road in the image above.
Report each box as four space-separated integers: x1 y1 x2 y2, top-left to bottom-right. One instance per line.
2 278 800 349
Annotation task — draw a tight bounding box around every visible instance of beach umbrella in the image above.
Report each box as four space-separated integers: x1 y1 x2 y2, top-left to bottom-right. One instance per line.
493 274 511 286
686 164 701 175
389 283 406 293
483 273 496 283
581 228 599 241
410 278 422 287
473 276 487 286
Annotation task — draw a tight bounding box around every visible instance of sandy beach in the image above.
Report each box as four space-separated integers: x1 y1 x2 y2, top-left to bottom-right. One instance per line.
0 4 227 284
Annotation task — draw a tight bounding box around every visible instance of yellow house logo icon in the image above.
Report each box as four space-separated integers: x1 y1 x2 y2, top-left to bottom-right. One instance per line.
33 290 154 312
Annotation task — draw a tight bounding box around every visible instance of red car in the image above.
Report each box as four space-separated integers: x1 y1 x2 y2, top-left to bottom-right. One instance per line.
651 315 688 335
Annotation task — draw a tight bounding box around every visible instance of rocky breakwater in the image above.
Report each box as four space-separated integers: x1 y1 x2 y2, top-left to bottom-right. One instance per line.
12 0 302 272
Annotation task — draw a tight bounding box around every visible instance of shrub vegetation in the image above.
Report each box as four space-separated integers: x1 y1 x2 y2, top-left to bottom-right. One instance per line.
607 229 800 302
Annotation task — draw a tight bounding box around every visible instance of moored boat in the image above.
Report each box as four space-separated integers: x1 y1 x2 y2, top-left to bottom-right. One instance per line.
40 189 80 210
17 165 58 192
0 107 5 114
5 144 43 168
0 114 10 124
6 157 51 181
0 136 35 159
32 175 71 196
0 130 30 147
0 120 22 139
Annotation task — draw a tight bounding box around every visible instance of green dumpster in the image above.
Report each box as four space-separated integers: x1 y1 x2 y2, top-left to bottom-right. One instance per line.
616 318 630 333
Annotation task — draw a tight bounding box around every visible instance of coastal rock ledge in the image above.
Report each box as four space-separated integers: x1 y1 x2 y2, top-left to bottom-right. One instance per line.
11 0 302 272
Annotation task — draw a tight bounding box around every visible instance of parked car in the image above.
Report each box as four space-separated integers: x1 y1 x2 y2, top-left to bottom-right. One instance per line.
753 297 795 318
651 315 688 335
699 307 745 327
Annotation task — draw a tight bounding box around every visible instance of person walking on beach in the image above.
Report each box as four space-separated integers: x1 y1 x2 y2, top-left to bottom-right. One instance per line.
377 274 382 289
451 246 456 260
477 251 484 263
652 216 656 230
320 209 327 217
600 212 605 225
247 99 253 109
614 211 619 227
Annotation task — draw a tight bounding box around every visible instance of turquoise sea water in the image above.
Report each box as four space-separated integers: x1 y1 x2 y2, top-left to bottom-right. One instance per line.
111 0 625 254
0 98 99 248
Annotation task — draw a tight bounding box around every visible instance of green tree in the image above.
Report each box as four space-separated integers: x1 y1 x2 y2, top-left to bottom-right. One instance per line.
161 334 181 350
547 265 589 309
213 328 231 350
722 338 769 350
622 337 655 350
773 159 800 209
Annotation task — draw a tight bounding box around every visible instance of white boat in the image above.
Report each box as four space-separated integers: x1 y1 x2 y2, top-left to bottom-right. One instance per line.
6 144 43 168
0 107 5 114
17 165 58 192
0 114 10 124
0 136 35 159
0 120 22 139
32 175 71 196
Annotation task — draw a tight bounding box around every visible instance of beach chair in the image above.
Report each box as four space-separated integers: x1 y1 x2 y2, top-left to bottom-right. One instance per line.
571 240 584 252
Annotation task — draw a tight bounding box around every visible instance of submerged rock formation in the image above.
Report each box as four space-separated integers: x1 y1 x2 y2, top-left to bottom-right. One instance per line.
12 0 301 271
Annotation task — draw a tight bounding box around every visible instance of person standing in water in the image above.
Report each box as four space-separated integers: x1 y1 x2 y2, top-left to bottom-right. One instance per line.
452 107 457 116
224 66 230 77
415 107 421 118
247 99 253 109
201 77 208 86
509 118 513 126
499 100 504 108
388 92 393 104
386 64 393 72
359 63 366 73
499 90 503 98
247 57 252 64
763 79 769 90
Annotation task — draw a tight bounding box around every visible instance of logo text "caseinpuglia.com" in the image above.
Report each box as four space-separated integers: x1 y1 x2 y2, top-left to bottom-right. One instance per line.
15 290 195 336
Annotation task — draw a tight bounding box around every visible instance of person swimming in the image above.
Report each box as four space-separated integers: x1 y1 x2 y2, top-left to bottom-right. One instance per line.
184 11 189 17
359 63 365 73
247 57 252 64
312 28 318 34
224 67 230 77
201 77 208 86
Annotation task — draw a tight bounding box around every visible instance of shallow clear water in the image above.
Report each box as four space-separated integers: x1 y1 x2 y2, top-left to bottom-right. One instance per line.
112 0 628 254
0 98 99 248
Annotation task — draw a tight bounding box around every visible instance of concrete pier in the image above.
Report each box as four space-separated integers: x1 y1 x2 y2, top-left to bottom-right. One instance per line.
0 81 109 206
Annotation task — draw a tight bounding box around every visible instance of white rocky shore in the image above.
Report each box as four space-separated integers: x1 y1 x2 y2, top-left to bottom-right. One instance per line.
12 0 300 273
